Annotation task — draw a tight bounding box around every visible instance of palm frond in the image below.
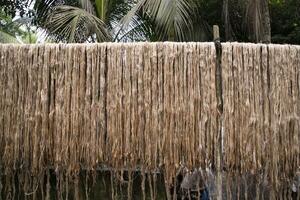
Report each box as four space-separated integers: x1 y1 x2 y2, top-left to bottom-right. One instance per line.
119 0 146 27
34 0 84 24
120 0 195 41
44 5 111 42
94 0 150 42
115 15 152 42
95 0 107 21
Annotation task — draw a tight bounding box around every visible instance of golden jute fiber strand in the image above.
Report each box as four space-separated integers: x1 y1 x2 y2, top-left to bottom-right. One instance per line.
222 43 300 197
0 43 299 199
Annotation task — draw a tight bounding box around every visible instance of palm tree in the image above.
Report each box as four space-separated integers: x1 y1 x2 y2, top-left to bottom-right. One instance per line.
120 0 197 41
34 0 271 43
34 0 199 42
34 0 151 42
34 0 110 42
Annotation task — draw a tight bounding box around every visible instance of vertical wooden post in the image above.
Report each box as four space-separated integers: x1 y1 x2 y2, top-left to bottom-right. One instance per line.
213 25 223 200
213 25 220 41
213 26 223 113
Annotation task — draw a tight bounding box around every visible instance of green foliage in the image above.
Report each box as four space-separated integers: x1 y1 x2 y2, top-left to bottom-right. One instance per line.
1 0 300 44
121 0 197 41
44 5 111 42
34 0 135 42
0 0 29 17
270 0 300 44
0 9 37 43
0 9 22 43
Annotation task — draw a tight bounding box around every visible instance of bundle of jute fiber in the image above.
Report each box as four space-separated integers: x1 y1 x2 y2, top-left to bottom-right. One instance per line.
0 42 299 199
0 43 218 199
105 42 218 199
222 43 300 199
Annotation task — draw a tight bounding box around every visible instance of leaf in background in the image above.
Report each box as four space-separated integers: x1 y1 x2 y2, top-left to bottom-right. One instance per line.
120 0 196 41
95 0 107 21
45 5 111 42
0 29 20 43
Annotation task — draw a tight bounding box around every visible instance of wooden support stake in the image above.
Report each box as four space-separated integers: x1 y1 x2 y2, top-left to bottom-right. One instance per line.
213 25 223 200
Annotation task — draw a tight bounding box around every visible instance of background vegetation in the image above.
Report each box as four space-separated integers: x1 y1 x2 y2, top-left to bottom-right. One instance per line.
0 0 299 44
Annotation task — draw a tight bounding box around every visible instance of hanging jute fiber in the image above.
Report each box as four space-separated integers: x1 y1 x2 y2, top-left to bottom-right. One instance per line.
0 42 299 199
222 43 300 199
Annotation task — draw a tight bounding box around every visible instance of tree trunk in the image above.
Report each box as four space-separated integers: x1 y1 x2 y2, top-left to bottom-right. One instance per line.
245 0 271 43
222 0 234 41
260 0 271 43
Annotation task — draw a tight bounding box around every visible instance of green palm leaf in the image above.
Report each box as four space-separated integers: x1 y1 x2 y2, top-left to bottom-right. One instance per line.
45 5 111 42
121 0 196 41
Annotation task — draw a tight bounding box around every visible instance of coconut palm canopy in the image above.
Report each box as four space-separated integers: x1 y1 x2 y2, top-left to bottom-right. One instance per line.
33 0 199 42
31 0 271 43
1 1 300 43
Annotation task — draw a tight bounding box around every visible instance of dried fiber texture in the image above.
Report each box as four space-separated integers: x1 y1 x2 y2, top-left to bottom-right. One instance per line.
0 43 217 199
222 43 300 196
105 42 217 181
0 42 300 199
